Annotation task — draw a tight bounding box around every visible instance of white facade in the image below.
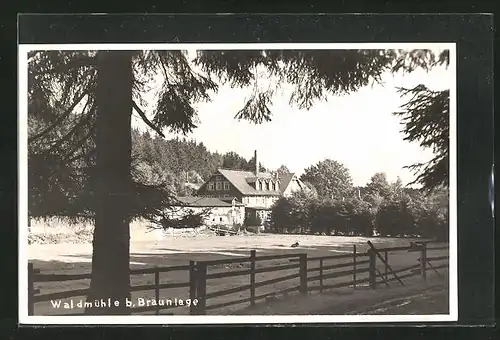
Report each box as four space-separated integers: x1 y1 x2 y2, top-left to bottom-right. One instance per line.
173 205 245 226
242 195 279 209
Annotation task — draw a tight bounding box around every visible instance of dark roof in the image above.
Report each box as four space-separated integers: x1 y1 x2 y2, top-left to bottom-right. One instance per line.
176 196 233 207
217 169 283 196
279 173 295 192
245 173 275 182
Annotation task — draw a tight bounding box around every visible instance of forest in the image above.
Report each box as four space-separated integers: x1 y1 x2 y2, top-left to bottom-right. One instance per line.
130 128 266 196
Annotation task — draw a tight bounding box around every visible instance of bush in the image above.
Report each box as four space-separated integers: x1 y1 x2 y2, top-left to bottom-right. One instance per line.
28 227 94 244
375 200 414 237
244 213 262 226
269 197 294 232
267 186 448 239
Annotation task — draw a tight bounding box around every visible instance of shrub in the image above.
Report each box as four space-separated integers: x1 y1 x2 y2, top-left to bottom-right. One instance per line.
244 213 262 227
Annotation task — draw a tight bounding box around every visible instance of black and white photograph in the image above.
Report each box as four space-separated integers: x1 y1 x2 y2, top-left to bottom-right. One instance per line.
19 42 457 324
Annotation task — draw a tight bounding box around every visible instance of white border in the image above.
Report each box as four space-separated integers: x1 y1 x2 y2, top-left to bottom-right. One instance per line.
18 42 457 325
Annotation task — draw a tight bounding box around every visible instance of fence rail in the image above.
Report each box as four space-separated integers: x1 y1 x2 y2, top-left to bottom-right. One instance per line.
28 241 449 316
28 263 191 315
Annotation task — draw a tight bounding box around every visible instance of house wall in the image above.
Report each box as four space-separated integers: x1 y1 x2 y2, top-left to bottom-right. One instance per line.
242 195 279 209
174 205 245 226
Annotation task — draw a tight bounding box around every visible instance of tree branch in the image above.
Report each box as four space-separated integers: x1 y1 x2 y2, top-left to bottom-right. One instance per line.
29 90 89 143
39 55 98 75
48 110 95 153
63 124 96 163
132 100 165 138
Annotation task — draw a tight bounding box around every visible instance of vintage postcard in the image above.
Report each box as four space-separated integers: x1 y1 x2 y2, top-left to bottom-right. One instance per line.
19 42 457 324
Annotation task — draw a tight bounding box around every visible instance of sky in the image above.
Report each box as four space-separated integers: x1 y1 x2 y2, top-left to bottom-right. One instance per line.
132 50 453 187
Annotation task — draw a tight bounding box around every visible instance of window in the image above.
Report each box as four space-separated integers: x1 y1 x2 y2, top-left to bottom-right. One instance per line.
216 175 222 181
223 181 230 190
224 194 229 197
272 182 276 191
265 182 270 190
216 182 222 190
258 181 263 190
207 182 214 191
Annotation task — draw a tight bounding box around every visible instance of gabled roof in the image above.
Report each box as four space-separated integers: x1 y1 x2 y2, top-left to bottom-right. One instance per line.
217 169 282 196
279 173 295 192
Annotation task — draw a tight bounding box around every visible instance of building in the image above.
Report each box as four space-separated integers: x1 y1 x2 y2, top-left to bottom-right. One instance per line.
175 196 246 226
195 150 310 223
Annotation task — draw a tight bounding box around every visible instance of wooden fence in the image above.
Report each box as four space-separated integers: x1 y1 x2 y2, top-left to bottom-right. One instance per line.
28 241 449 315
28 263 191 315
365 241 449 289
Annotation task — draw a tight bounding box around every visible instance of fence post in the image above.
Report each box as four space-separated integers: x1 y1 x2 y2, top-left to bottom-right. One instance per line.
319 258 323 292
28 263 34 316
189 261 197 315
384 251 388 281
154 267 160 315
196 262 207 315
250 250 256 306
420 243 427 284
352 245 357 289
368 249 376 289
299 253 308 295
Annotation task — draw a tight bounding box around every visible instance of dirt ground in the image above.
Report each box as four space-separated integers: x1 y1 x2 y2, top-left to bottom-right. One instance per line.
234 273 449 315
27 226 449 316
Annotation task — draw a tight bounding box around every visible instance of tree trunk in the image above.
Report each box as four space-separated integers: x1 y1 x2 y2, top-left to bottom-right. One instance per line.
86 50 134 315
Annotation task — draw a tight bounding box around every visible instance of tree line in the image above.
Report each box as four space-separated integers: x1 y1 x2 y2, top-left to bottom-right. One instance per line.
270 161 448 241
130 129 267 196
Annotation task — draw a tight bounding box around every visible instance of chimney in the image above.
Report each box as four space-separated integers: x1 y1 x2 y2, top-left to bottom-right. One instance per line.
254 150 259 177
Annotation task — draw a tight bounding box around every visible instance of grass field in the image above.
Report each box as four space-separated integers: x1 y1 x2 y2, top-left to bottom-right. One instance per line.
28 230 449 316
